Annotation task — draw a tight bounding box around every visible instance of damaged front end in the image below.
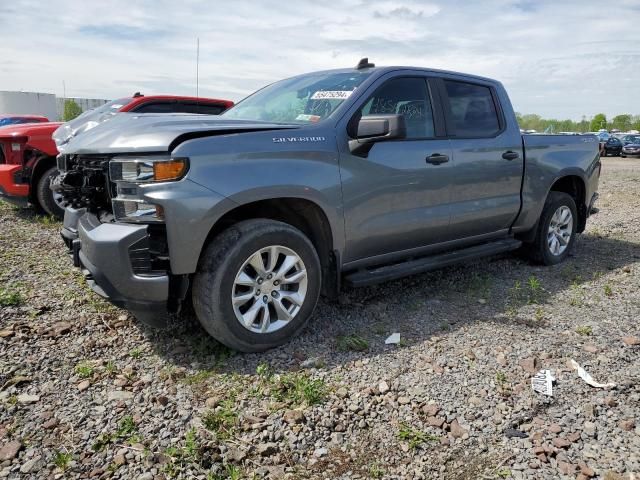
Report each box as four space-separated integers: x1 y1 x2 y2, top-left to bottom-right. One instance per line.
56 154 189 326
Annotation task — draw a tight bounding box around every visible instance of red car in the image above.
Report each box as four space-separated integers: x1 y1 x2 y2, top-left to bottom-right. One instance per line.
0 94 233 217
0 115 49 127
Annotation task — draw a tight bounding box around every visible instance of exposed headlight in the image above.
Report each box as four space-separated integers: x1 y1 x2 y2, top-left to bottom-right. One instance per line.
112 198 164 223
109 156 188 183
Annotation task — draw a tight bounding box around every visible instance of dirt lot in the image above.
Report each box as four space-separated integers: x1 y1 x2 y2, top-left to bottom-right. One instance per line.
0 157 638 480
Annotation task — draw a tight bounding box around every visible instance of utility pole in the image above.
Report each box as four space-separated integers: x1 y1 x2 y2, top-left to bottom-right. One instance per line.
196 38 200 99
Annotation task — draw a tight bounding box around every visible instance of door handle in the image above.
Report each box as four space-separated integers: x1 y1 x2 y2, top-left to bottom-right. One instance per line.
502 151 519 161
426 153 449 165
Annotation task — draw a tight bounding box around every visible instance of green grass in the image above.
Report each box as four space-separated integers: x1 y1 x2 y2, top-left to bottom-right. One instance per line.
92 415 138 451
104 361 118 376
0 286 23 307
202 401 238 439
604 284 613 297
256 362 272 380
207 465 243 480
495 371 511 397
163 428 204 477
53 450 72 471
34 214 60 226
129 347 142 359
273 373 327 406
496 467 511 478
74 362 94 379
576 325 593 336
397 423 438 449
336 334 369 352
369 463 385 479
527 275 543 303
183 369 216 385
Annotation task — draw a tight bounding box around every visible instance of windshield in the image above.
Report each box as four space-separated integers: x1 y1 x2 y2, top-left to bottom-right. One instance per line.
73 97 131 121
53 97 131 151
223 71 373 124
624 135 640 144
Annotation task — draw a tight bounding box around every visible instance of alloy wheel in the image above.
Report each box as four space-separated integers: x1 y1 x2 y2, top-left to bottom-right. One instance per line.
231 245 308 333
547 206 573 256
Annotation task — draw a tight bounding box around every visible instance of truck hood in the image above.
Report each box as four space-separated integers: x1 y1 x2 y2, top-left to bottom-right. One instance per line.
61 114 300 154
0 122 62 138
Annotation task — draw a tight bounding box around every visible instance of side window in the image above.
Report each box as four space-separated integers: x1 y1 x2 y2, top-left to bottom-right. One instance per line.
133 102 176 113
177 103 227 115
198 104 227 115
358 77 435 139
444 80 500 137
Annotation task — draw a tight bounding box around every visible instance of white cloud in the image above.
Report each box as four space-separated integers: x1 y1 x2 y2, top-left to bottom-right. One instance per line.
0 0 638 119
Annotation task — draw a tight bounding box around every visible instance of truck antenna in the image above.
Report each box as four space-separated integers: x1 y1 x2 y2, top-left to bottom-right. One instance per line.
356 58 375 69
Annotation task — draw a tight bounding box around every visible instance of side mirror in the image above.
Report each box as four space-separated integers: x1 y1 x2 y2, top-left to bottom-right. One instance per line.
356 114 406 141
349 114 406 155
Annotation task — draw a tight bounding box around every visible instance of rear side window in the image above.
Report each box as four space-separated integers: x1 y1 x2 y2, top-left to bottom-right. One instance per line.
359 77 435 139
176 103 227 115
444 80 500 137
133 102 176 113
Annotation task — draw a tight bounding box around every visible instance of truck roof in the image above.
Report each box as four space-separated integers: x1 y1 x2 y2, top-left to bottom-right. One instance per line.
292 65 500 85
120 95 234 112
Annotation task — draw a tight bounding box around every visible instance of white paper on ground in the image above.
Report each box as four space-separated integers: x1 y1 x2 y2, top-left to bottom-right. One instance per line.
385 333 401 345
569 359 616 389
531 369 555 396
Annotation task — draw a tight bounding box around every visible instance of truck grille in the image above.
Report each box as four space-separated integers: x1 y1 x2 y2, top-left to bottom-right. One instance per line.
56 154 115 213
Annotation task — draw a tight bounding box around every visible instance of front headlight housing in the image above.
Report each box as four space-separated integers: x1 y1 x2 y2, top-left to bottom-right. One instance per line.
112 198 164 223
109 156 189 183
110 156 187 223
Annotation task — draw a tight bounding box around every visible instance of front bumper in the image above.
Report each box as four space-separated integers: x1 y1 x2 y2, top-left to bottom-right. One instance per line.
0 164 29 206
622 150 640 157
61 208 171 327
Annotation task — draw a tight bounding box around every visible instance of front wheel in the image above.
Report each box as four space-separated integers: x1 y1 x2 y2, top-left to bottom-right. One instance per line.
35 166 65 218
527 192 577 265
192 219 322 352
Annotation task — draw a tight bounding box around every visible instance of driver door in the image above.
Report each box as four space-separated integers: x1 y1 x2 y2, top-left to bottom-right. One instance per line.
338 75 453 265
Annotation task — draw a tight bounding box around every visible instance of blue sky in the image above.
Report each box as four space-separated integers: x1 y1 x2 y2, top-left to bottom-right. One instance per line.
0 0 639 120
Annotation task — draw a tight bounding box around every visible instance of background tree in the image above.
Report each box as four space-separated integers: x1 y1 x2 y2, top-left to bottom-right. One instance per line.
611 114 632 131
63 99 83 121
590 113 607 132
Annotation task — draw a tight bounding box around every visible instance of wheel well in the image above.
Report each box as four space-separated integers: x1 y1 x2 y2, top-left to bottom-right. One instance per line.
550 175 586 232
204 198 338 298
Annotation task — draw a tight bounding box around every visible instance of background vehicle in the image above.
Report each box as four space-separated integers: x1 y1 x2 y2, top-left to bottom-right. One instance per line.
621 134 640 145
621 141 640 158
0 115 49 127
57 61 601 352
0 95 233 217
602 136 622 156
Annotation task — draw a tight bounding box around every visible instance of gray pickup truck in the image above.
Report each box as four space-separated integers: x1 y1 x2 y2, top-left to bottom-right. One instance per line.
56 59 600 352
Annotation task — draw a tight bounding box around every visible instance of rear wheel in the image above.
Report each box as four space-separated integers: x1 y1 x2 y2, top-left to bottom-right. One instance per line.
35 166 64 219
527 192 577 265
192 219 321 352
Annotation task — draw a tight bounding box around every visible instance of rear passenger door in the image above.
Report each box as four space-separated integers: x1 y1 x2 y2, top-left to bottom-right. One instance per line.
438 78 523 240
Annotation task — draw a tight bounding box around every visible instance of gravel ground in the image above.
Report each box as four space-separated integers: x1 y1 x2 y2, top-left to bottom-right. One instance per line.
0 157 639 480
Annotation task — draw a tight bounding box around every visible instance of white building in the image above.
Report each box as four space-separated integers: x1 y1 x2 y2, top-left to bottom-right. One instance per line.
0 91 109 121
0 91 58 120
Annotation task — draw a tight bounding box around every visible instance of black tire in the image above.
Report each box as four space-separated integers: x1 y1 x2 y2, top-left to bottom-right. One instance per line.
192 219 321 352
527 192 578 265
35 166 64 218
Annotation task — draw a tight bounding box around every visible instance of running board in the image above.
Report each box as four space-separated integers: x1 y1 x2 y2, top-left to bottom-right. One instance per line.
344 238 522 287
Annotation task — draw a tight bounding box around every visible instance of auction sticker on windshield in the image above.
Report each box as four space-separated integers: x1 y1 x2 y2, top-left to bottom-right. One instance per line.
311 90 353 100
